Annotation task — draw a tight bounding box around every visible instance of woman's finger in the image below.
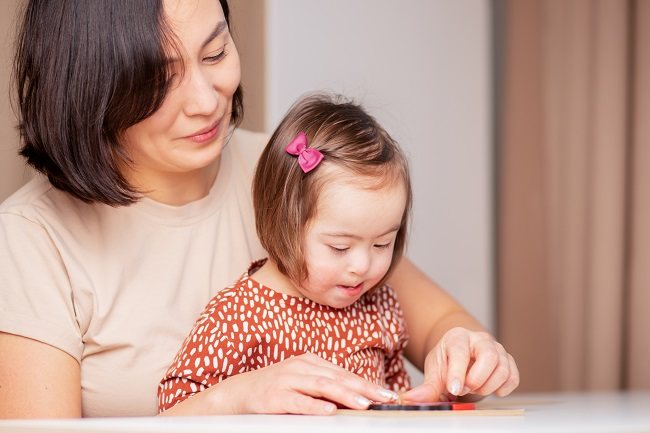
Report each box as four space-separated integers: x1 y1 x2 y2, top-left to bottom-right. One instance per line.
400 345 448 402
441 329 471 396
289 353 399 403
462 339 501 394
467 351 510 396
285 373 378 410
494 354 520 397
399 382 443 402
280 391 337 415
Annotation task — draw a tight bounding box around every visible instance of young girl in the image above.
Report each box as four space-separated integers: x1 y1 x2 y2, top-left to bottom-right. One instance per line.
158 93 414 413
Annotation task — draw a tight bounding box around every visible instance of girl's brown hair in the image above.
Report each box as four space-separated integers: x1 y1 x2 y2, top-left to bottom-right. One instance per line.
253 93 412 287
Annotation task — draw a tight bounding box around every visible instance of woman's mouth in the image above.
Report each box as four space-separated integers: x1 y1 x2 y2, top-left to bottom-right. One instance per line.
186 119 221 144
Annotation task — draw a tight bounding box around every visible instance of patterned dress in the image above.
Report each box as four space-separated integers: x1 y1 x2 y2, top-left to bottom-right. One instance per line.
158 260 410 412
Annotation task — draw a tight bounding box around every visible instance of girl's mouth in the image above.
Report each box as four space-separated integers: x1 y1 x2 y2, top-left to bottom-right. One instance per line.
337 282 364 296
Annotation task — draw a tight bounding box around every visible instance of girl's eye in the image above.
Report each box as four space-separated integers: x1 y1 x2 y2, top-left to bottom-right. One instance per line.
329 246 349 254
374 243 392 250
204 47 227 64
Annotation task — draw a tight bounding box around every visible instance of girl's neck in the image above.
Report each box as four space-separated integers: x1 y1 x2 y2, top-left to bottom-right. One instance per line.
127 158 221 206
251 259 305 299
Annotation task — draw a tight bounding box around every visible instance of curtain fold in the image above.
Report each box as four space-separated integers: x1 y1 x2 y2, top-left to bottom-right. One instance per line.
498 0 649 391
627 0 650 390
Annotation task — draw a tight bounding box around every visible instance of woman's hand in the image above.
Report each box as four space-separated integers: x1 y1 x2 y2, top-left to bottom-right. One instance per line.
166 352 399 416
400 327 519 402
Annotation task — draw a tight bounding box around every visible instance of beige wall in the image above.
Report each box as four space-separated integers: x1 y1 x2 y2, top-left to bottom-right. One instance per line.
230 0 266 133
0 0 29 202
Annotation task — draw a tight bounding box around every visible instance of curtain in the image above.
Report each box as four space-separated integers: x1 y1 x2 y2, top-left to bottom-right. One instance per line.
498 0 649 391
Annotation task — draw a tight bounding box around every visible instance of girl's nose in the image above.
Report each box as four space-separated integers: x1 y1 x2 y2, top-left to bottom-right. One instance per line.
348 251 371 276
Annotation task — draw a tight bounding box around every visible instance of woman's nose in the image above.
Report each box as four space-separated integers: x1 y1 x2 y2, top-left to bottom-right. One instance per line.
183 69 219 117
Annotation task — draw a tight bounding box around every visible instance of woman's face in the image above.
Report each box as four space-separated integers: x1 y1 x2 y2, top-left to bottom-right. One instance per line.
122 0 241 184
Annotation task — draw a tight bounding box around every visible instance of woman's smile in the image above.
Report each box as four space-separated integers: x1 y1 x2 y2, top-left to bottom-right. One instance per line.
185 117 222 144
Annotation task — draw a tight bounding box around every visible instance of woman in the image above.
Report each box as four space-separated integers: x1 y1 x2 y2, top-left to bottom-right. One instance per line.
0 0 518 418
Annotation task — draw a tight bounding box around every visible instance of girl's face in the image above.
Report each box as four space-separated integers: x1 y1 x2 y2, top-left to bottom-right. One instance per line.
121 0 241 186
298 173 407 309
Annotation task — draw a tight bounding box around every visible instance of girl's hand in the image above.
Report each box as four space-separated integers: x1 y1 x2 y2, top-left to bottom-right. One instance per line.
211 352 399 415
400 327 519 402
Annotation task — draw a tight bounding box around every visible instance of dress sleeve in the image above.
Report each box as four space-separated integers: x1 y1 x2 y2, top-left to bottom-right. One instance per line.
383 288 411 392
157 295 244 412
384 351 411 392
0 212 83 360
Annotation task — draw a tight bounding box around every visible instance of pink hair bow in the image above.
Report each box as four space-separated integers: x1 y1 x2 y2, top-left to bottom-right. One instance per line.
285 132 324 173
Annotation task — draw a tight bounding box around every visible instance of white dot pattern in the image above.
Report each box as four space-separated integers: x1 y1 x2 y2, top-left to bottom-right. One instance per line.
157 260 410 412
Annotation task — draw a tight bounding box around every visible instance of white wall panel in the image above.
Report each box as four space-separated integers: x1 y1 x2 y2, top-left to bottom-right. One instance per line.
264 0 494 336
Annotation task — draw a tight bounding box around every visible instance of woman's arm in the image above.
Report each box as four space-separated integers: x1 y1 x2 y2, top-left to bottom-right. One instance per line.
159 353 399 416
388 257 484 368
388 257 519 401
0 333 81 418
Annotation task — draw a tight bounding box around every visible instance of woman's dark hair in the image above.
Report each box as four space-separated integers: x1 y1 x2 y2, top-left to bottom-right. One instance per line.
13 0 243 205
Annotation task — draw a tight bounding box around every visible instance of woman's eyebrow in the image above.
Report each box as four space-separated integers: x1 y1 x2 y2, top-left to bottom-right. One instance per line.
165 21 229 65
202 21 228 48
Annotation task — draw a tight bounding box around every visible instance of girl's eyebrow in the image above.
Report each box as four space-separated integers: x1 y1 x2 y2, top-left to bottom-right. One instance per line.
202 21 228 48
323 226 400 240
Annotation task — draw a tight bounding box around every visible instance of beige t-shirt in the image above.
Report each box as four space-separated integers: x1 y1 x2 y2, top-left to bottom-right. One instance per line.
0 128 267 417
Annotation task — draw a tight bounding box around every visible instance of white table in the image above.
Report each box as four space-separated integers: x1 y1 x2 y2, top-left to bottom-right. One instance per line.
1 391 649 433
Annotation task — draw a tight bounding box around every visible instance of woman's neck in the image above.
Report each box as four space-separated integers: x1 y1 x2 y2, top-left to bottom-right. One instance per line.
127 158 221 206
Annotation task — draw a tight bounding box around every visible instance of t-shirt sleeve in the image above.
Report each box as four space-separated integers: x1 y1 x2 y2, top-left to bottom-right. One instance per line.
0 212 83 361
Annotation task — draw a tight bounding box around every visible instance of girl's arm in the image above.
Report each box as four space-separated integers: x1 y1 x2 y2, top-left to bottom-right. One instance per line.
388 257 519 401
158 291 401 416
0 333 81 418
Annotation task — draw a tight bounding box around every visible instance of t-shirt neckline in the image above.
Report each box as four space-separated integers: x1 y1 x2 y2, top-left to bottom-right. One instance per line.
130 134 234 226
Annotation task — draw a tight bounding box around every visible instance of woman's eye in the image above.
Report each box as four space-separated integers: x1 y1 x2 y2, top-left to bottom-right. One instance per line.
204 48 227 64
374 243 392 249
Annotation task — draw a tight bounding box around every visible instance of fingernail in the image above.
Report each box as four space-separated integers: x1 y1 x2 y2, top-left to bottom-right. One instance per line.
449 378 461 396
355 396 372 407
378 389 399 401
323 403 336 413
461 386 471 395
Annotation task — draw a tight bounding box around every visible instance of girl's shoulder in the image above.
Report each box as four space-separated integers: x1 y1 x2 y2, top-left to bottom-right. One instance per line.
365 284 401 307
